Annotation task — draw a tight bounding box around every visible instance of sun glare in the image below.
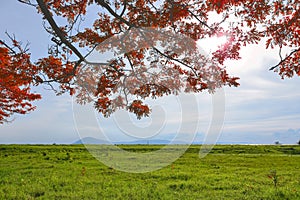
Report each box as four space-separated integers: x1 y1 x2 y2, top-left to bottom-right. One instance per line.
197 35 229 54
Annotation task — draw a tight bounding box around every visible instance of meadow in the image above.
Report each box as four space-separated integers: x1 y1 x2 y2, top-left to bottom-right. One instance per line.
0 144 300 199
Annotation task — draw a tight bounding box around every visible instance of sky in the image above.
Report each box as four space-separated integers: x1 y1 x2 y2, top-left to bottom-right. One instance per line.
0 1 300 144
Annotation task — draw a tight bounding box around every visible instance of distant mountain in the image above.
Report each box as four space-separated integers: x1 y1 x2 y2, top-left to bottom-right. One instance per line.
73 138 184 145
73 137 253 145
73 137 110 144
115 139 172 145
116 139 195 145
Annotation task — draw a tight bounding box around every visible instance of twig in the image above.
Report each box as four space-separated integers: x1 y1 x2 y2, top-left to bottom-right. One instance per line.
17 0 37 7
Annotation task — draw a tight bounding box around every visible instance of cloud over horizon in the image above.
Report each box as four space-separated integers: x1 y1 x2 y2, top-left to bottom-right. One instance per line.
1 1 300 145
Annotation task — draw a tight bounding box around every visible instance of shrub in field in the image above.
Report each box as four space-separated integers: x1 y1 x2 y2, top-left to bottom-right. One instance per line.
268 170 278 188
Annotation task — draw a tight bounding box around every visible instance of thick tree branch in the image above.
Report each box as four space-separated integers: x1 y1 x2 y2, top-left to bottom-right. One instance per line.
36 0 110 85
36 0 85 63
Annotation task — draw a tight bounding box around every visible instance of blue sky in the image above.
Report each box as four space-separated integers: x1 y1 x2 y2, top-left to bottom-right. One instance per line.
0 1 300 144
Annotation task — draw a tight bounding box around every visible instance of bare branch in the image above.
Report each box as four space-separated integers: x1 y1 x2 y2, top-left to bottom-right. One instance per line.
66 14 82 34
17 0 37 7
279 47 283 62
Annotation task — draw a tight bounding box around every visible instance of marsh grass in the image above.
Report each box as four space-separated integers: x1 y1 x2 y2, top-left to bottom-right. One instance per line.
0 145 299 199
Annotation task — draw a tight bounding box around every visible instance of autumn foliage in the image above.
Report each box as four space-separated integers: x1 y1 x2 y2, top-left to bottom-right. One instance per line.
0 42 41 123
0 0 299 123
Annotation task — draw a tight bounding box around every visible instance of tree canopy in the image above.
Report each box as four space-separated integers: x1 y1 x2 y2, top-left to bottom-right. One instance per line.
0 0 299 123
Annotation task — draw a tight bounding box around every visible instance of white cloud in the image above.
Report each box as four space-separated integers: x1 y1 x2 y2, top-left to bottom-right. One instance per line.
1 2 300 144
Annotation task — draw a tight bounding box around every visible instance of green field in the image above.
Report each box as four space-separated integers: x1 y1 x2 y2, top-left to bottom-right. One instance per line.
1 145 300 199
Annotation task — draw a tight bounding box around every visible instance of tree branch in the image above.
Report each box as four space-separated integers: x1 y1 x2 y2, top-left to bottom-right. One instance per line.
119 0 127 17
94 0 133 27
269 48 300 71
17 0 37 7
187 10 212 30
152 47 197 75
0 40 17 54
36 0 85 63
36 0 110 85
